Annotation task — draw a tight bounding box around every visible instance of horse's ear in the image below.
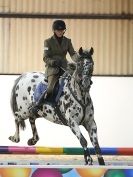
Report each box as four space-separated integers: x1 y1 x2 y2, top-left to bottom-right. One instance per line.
79 47 83 55
90 47 94 55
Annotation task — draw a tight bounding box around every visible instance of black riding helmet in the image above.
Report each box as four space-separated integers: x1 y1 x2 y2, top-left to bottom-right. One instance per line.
52 20 66 30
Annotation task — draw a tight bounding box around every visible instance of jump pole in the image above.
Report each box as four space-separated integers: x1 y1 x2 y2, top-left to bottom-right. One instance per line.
0 146 133 155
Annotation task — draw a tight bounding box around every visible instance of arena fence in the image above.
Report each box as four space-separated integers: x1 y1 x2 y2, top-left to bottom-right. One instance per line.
0 146 133 155
0 146 133 176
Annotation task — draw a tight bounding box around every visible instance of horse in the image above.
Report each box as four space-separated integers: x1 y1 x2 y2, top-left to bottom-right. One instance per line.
9 47 105 165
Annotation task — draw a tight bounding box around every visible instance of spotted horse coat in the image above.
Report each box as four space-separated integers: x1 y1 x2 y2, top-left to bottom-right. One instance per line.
9 47 105 165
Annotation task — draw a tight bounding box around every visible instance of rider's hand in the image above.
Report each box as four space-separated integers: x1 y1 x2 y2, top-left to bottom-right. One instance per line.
51 60 61 67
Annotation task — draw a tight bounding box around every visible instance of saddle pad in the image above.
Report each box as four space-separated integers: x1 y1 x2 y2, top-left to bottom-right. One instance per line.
34 78 65 103
34 82 47 102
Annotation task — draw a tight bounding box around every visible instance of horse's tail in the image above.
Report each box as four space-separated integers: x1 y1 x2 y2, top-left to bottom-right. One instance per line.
10 75 26 130
10 75 22 114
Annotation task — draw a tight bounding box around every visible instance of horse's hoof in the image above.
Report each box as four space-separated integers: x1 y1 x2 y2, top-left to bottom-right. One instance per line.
84 160 93 165
98 157 105 165
84 157 93 165
84 148 93 165
8 136 20 143
27 138 38 146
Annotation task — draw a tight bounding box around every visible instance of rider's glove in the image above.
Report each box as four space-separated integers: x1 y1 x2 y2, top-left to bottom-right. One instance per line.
47 58 62 67
50 60 61 67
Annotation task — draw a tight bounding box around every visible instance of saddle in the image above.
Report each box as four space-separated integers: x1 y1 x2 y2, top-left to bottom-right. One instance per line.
34 63 75 105
34 77 65 104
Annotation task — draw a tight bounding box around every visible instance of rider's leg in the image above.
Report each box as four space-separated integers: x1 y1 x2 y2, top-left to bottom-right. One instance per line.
31 74 59 114
44 67 64 102
31 91 45 115
44 74 59 101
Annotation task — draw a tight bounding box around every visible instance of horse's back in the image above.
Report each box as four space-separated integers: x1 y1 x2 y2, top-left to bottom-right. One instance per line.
11 72 46 116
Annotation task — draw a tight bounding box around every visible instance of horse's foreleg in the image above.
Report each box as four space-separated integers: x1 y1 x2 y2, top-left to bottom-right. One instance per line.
28 117 39 146
9 118 20 143
83 119 105 165
68 119 93 165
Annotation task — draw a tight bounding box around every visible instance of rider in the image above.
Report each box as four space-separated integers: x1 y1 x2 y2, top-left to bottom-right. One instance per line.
32 19 78 113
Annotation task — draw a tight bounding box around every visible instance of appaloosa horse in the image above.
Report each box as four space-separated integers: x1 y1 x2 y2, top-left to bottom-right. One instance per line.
9 47 105 165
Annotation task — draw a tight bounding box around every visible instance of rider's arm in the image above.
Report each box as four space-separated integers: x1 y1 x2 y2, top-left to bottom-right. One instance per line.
43 40 53 65
43 39 61 67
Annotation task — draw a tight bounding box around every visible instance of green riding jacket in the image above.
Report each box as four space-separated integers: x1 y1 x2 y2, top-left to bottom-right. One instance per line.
43 35 78 76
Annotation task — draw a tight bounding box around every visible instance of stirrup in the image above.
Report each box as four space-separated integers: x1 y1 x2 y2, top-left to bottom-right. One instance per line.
31 105 40 115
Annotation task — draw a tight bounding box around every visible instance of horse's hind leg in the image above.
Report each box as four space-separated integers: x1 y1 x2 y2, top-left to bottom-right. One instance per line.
9 118 20 143
27 117 39 146
68 119 93 165
83 119 105 165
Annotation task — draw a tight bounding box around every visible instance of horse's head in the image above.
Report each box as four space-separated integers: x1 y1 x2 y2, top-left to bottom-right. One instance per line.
74 47 94 91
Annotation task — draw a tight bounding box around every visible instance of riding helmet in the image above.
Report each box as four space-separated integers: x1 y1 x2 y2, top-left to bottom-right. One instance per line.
52 20 66 30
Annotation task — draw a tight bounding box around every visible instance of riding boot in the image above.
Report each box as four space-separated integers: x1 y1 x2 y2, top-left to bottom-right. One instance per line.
31 91 46 115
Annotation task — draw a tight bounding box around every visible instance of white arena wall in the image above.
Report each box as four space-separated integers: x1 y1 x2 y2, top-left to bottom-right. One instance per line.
1 75 133 147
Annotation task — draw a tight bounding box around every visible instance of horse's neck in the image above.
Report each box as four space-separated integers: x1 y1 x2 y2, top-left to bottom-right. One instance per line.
69 77 90 105
71 77 81 96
